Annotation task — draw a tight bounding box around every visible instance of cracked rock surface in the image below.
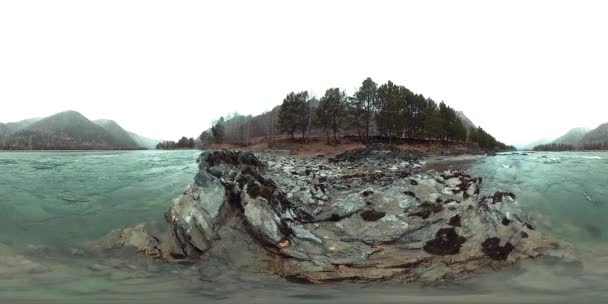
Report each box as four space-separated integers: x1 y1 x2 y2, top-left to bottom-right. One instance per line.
93 148 576 283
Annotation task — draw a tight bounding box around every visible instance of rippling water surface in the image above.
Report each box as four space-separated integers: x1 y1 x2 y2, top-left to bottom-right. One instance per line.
1 150 608 303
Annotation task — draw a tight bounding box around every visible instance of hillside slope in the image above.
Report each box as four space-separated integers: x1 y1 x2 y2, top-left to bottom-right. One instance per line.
552 127 590 146
127 131 160 150
581 123 608 148
1 111 141 150
456 111 476 130
5 117 41 133
0 123 8 138
93 119 139 148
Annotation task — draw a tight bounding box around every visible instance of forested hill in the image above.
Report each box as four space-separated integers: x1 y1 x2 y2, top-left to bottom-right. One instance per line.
0 111 149 150
533 124 608 151
93 119 140 148
200 78 512 151
552 127 589 147
580 123 608 149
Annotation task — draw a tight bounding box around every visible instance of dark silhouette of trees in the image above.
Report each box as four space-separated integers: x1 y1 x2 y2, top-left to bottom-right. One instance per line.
375 81 404 144
352 77 378 143
155 136 196 150
211 117 225 144
199 131 211 145
316 88 347 144
533 143 575 151
468 127 510 150
203 77 512 151
278 91 310 139
424 99 442 139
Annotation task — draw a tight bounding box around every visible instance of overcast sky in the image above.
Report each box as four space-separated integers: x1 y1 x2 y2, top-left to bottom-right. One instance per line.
1 0 607 145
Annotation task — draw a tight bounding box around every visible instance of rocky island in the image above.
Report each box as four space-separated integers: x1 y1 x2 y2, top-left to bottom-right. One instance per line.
91 145 576 283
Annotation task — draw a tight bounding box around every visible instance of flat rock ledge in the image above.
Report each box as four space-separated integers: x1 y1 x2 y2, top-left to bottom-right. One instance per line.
92 150 576 283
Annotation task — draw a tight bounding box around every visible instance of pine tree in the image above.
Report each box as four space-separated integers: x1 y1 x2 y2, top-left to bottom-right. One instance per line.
278 91 309 139
353 77 378 143
376 81 405 144
316 88 346 144
211 117 225 144
424 99 442 140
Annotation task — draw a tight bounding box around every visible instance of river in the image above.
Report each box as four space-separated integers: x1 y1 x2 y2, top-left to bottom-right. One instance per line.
1 150 607 303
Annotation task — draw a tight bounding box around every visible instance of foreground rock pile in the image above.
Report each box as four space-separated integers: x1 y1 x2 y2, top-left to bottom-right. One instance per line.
92 149 575 283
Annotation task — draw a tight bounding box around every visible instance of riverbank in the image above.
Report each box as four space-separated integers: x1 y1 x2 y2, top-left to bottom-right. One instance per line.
205 136 494 158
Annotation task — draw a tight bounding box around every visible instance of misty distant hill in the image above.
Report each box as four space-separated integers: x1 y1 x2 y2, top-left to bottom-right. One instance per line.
4 117 42 133
127 132 161 150
0 111 149 150
93 119 139 148
456 111 476 130
552 127 590 146
517 138 553 151
581 123 608 148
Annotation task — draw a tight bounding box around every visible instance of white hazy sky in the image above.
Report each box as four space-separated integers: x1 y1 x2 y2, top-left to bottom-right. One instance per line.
1 0 607 145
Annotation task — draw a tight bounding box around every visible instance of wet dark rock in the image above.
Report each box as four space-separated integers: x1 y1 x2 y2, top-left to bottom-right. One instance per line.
403 191 416 198
492 191 516 203
481 237 514 261
448 214 461 227
423 228 466 255
361 190 374 197
360 209 386 221
408 202 444 219
410 180 419 186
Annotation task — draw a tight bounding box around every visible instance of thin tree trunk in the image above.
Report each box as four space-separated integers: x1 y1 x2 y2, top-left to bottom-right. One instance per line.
365 120 369 144
307 101 312 143
333 128 337 144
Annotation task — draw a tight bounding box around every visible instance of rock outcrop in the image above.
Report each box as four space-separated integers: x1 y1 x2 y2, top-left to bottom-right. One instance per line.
93 150 575 283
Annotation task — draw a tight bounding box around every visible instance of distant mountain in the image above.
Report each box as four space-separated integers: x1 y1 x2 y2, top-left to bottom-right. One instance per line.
581 123 608 148
552 127 590 146
517 138 553 151
456 111 476 130
0 123 9 138
5 117 41 133
0 111 143 150
127 132 160 150
93 119 139 148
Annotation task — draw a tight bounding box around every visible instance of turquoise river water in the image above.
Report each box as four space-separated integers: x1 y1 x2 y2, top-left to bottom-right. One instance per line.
1 150 607 303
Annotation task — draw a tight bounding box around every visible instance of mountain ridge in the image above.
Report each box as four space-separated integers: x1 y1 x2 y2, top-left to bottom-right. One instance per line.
0 111 153 150
552 127 590 146
581 123 608 148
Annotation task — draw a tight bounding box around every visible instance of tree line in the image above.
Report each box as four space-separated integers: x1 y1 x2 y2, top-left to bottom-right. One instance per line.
533 142 608 151
532 143 575 151
156 136 195 149
202 77 511 150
